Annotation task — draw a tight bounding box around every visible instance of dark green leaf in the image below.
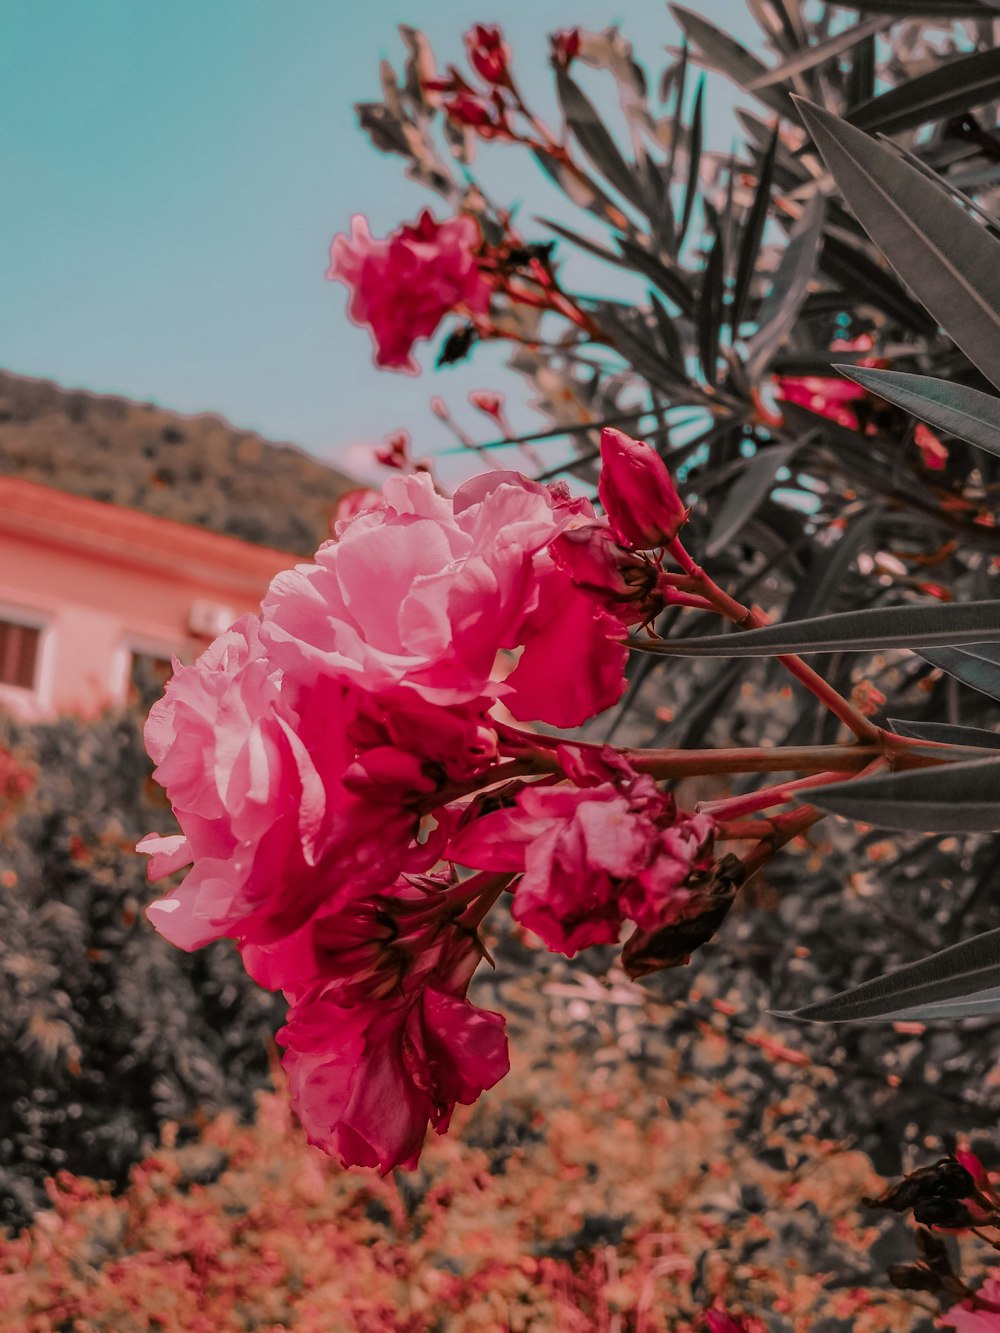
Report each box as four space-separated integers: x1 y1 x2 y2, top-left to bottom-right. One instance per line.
616 236 696 315
785 507 879 622
629 599 1000 657
919 644 1000 702
889 718 1000 749
795 98 1000 392
649 290 685 370
808 756 1000 832
848 48 1000 139
679 78 704 247
831 0 995 14
731 126 779 335
670 5 794 116
833 368 1000 458
705 442 800 558
846 31 875 108
748 14 887 89
745 192 825 380
536 217 629 268
555 69 649 214
819 232 939 336
779 926 1000 1024
698 224 726 383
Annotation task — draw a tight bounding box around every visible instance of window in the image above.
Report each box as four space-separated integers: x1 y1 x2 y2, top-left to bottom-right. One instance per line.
0 618 41 691
128 650 174 708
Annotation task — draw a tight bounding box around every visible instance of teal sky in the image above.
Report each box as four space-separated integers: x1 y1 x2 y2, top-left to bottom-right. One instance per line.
1 2 758 480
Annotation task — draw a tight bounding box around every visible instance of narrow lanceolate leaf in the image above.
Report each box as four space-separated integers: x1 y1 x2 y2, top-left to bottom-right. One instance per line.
919 644 1000 703
745 192 825 381
779 926 1000 1024
833 367 1000 459
847 47 1000 139
705 442 800 558
538 217 628 268
747 14 887 89
807 756 1000 833
833 0 996 14
556 70 649 215
889 718 1000 750
679 78 704 248
698 224 725 382
669 5 794 116
629 600 1000 657
795 97 1000 393
731 126 779 335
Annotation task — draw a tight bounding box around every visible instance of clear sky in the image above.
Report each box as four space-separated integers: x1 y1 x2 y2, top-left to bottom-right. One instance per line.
1 1 759 479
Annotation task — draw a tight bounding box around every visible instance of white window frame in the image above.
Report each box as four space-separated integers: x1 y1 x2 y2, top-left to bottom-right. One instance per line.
0 601 54 713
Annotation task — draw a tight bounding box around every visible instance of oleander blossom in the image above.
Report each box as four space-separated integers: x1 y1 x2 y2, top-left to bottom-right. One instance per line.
450 747 716 956
261 469 629 728
942 1277 1000 1331
274 878 509 1171
598 427 689 550
139 616 496 952
328 210 491 373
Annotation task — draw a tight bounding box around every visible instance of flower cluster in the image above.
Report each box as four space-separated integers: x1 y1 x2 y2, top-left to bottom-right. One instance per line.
142 431 716 1170
327 210 490 373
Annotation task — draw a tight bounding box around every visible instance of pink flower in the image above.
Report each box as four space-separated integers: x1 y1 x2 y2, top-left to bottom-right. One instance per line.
550 521 666 624
598 427 689 550
915 421 949 470
261 469 627 727
465 24 512 86
775 334 885 431
275 899 509 1172
774 373 864 430
331 488 383 529
139 618 491 952
450 749 716 956
942 1278 1000 1330
328 210 490 374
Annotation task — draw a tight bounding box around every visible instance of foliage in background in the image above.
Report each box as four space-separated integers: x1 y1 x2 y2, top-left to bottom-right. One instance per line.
0 712 284 1232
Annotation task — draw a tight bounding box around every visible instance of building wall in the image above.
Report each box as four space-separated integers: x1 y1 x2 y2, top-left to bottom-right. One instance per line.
0 476 304 720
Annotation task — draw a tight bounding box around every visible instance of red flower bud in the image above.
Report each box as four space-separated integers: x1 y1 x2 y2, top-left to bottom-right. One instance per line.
550 28 581 69
465 24 512 86
598 427 688 550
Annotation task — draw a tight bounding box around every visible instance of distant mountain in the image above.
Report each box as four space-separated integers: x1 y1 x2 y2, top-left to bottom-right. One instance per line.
0 371 357 556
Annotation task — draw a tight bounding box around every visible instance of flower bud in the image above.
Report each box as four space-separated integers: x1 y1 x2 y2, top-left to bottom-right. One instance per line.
598 427 688 550
465 24 512 86
550 28 581 70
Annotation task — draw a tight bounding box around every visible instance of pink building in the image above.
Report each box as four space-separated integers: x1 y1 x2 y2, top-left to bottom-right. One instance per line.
0 474 301 720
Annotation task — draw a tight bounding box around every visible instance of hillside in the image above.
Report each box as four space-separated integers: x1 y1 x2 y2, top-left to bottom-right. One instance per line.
0 371 356 556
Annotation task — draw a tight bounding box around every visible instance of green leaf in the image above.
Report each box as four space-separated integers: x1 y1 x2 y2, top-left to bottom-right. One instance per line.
847 47 1000 138
819 232 938 336
745 192 825 380
679 78 704 248
670 5 794 116
629 600 1000 657
537 217 628 269
698 223 725 382
616 236 695 316
704 442 800 558
731 126 779 335
779 926 1000 1024
748 14 887 90
833 367 1000 458
919 644 1000 703
808 756 1000 832
832 0 995 14
556 69 649 214
888 718 1000 749
795 97 1000 392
